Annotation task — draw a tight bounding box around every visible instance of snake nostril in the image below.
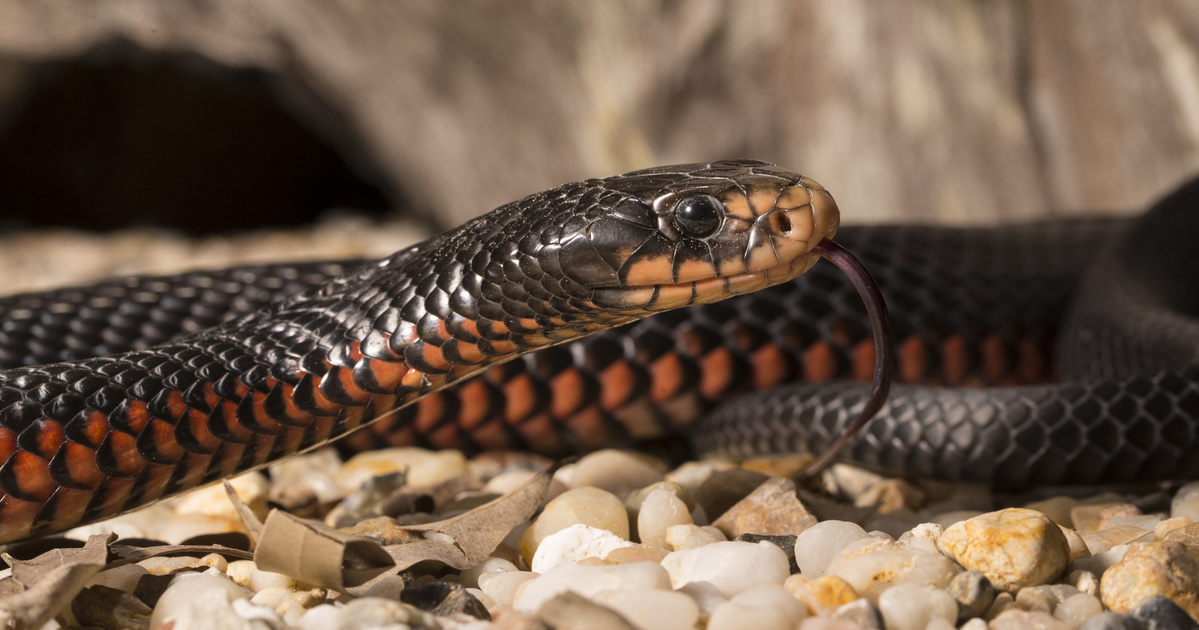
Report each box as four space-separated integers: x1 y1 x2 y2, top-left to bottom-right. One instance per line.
773 210 792 235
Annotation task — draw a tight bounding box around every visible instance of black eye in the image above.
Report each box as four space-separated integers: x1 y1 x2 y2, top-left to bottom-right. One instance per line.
674 195 724 238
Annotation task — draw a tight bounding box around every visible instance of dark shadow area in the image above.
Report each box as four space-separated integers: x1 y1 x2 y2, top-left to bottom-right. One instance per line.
0 42 392 234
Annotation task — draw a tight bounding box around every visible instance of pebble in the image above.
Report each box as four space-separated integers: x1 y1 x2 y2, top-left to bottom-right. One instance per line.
315 597 442 630
1130 595 1199 630
989 608 1071 629
174 471 271 523
400 580 491 619
268 448 346 507
853 478 926 513
1026 496 1079 527
877 583 957 630
1162 522 1199 548
535 591 636 630
1173 482 1199 521
693 469 770 520
477 570 538 608
519 487 629 564
710 477 817 539
593 588 700 630
1060 525 1092 561
148 572 254 629
1100 541 1199 619
783 574 858 616
1079 611 1148 630
832 598 885 629
793 520 870 578
937 508 1070 591
661 541 790 597
635 488 693 549
530 523 636 573
946 570 994 622
1079 524 1154 554
1071 545 1130 577
337 447 468 491
513 562 671 614
665 523 725 550
459 556 519 589
706 585 806 630
569 450 665 494
1071 503 1138 532
1054 592 1105 627
825 536 958 603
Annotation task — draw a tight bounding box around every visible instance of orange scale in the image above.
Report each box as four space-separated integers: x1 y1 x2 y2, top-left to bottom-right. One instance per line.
277 384 311 425
852 339 876 382
649 353 685 403
468 420 511 451
0 494 38 543
45 487 94 534
135 463 175 505
427 423 464 450
598 360 637 412
802 342 836 382
549 369 586 418
31 419 66 460
247 391 284 435
898 335 928 383
173 452 214 494
308 414 337 446
247 433 279 469
940 335 968 385
564 407 609 448
219 400 255 443
58 441 106 490
214 442 249 479
164 391 189 421
455 380 494 430
751 344 788 391
89 476 136 521
331 368 372 405
0 428 16 463
419 345 454 373
107 431 147 477
145 418 186 463
123 400 152 434
502 373 539 422
365 358 409 392
182 408 222 452
455 341 486 365
515 412 562 453
698 347 735 400
8 451 57 502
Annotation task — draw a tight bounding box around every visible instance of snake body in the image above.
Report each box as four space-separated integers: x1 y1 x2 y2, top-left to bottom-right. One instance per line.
1 164 1197 545
0 160 837 544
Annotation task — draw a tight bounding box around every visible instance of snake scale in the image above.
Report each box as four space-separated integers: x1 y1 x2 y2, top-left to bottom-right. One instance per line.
0 160 1196 544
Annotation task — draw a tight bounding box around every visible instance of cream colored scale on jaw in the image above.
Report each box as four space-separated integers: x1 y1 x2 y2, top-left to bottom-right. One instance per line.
611 179 839 312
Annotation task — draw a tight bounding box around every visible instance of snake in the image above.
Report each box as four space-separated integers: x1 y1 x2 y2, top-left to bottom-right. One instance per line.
0 160 843 544
1 161 1195 545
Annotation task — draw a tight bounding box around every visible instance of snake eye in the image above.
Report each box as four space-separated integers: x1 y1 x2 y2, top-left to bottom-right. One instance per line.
674 195 724 239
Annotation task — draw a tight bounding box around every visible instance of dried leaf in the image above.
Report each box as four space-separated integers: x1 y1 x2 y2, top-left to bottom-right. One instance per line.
0 534 113 629
346 466 552 596
107 544 253 564
254 510 395 590
224 480 265 545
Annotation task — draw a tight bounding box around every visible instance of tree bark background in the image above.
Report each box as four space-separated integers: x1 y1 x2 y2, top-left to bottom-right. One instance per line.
0 0 1196 231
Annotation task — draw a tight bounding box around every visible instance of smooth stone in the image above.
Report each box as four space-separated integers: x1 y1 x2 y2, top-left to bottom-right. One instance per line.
535 591 636 630
1025 496 1080 527
661 541 790 598
174 471 271 523
693 469 770 520
831 598 884 629
225 560 257 588
1070 545 1129 577
250 587 323 624
322 597 442 630
1054 593 1104 627
155 513 245 545
665 523 724 550
712 477 817 539
530 523 636 573
337 447 468 491
1100 541 1199 619
877 583 957 630
937 508 1069 591
1172 482 1199 522
519 487 629 564
666 460 733 497
268 448 345 507
989 609 1071 629
484 469 540 495
570 450 665 495
707 585 806 630
1071 503 1138 532
601 544 670 565
1080 524 1154 554
400 580 490 620
459 556 519 589
960 619 989 630
783 574 858 617
594 588 700 630
736 533 798 574
148 572 253 629
513 562 671 614
676 580 728 616
1079 611 1147 630
896 522 943 555
248 569 303 593
947 570 995 623
1130 595 1199 630
1064 570 1100 597
477 571 537 608
295 605 343 630
793 520 870 578
853 478 926 514
636 488 693 549
1015 584 1079 613
825 536 958 603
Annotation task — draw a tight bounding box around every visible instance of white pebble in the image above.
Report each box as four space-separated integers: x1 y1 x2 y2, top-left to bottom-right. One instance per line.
708 585 806 630
530 523 636 573
514 562 671 613
594 588 700 630
877 583 957 630
1171 481 1199 521
269 448 345 504
570 449 665 494
1053 592 1103 626
248 568 301 593
225 560 257 587
149 572 253 629
295 604 342 630
459 555 519 588
175 472 270 522
478 570 538 608
519 486 629 563
937 508 1069 591
637 488 693 549
665 524 723 550
337 447 468 491
794 520 870 578
825 537 958 603
155 513 244 545
485 469 539 495
661 541 790 598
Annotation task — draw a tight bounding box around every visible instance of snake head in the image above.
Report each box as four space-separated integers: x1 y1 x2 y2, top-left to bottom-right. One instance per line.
553 159 839 312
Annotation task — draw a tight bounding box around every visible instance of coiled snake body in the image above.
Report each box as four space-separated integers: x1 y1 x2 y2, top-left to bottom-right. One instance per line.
1 162 1196 544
